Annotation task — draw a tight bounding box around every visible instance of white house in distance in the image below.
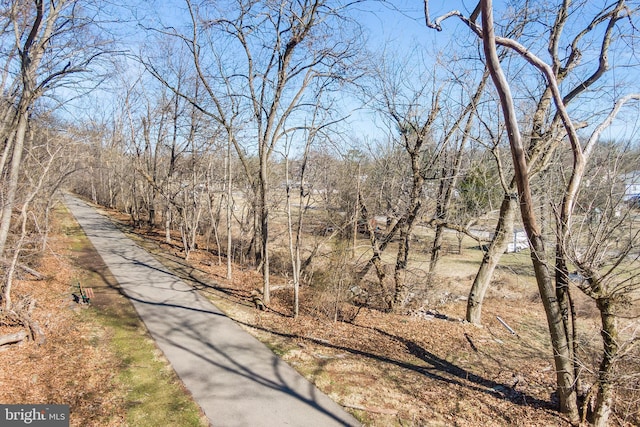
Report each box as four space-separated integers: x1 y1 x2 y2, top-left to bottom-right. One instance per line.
507 228 529 253
621 170 640 203
483 228 529 253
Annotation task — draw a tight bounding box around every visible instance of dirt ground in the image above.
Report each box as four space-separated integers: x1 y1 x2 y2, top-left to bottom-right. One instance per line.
1 202 638 426
114 219 576 426
0 208 128 425
0 206 206 427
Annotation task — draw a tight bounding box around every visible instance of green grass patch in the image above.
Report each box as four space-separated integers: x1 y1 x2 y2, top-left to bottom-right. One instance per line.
60 204 207 427
87 306 206 427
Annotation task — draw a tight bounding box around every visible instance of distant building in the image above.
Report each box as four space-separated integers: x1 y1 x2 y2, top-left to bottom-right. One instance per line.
488 228 529 253
507 229 529 253
621 170 640 202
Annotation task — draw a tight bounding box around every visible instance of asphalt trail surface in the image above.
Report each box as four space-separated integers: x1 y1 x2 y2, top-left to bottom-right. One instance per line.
64 195 360 427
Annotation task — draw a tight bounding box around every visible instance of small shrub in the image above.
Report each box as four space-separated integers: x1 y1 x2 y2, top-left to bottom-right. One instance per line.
304 246 359 322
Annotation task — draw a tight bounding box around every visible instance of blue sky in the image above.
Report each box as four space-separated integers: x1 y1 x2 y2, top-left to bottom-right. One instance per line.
59 1 640 147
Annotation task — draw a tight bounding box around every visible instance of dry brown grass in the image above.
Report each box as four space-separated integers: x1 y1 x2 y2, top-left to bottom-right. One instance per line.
117 213 587 426
6 200 638 426
0 207 206 427
0 213 126 426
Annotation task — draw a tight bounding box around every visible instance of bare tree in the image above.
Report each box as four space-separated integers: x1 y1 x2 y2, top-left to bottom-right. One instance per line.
558 96 640 426
0 0 110 312
357 49 489 310
142 0 364 304
424 0 639 424
1 0 104 256
3 123 65 310
424 1 633 328
284 142 309 318
428 68 489 273
283 90 343 317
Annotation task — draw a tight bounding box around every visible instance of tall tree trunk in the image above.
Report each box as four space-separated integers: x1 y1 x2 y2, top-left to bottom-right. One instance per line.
260 155 270 305
148 192 156 226
592 297 618 427
392 230 410 308
480 2 579 422
164 205 172 244
0 129 17 187
430 163 451 272
529 235 578 422
392 201 421 310
285 159 300 317
555 235 577 389
0 111 28 257
429 223 444 273
226 138 233 280
466 192 517 323
429 74 485 272
356 193 391 308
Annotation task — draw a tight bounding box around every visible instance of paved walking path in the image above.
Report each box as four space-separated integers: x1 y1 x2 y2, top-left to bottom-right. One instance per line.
64 195 360 427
